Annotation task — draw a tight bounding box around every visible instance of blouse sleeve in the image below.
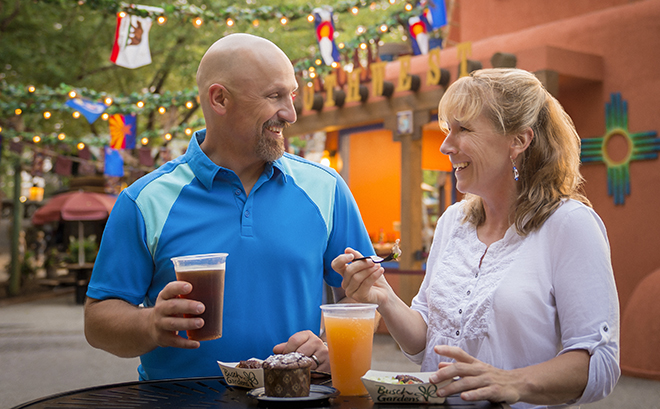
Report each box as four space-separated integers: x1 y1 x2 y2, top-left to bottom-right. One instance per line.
550 203 620 404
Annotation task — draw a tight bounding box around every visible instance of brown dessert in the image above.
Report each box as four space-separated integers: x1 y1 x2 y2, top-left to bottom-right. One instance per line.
262 352 314 397
236 358 262 369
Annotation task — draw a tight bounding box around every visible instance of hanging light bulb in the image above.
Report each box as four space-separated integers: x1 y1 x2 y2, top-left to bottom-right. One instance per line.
104 97 113 105
315 59 322 65
310 72 317 79
193 17 203 27
185 101 194 109
380 24 388 33
338 42 345 49
101 113 109 120
164 133 172 141
157 15 167 25
118 11 127 18
331 61 340 68
58 133 66 141
141 137 149 145
356 25 366 35
33 135 41 143
405 3 413 11
280 17 288 25
307 14 314 23
72 111 81 119
15 108 22 115
360 42 368 50
389 0 396 4
77 142 85 150
69 90 77 98
27 85 36 93
158 106 166 114
185 128 193 136
43 111 51 119
136 101 145 108
226 18 234 26
351 6 359 15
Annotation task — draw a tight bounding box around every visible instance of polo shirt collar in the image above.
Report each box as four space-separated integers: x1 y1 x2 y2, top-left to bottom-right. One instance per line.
185 130 287 190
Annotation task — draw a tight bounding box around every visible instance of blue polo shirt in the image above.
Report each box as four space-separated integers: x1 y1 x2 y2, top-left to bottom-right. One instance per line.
87 130 374 380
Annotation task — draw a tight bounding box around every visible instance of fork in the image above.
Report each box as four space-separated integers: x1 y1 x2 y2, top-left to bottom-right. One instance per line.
353 239 401 263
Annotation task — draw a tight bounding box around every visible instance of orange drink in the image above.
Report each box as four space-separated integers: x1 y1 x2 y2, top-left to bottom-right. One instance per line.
321 304 377 396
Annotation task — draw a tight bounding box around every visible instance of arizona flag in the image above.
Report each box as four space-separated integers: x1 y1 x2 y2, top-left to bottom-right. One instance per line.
408 15 430 55
109 114 137 150
110 5 163 69
313 6 341 66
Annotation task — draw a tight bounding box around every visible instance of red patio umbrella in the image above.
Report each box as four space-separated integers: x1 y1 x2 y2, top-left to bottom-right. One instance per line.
32 190 117 264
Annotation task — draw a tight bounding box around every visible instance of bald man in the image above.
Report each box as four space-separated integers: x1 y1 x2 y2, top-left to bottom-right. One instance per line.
84 34 374 380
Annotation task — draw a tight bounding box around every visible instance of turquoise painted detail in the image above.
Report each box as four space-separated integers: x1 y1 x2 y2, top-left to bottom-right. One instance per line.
580 93 659 205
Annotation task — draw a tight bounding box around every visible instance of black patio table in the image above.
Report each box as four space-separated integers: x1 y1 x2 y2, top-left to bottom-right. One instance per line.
11 376 511 409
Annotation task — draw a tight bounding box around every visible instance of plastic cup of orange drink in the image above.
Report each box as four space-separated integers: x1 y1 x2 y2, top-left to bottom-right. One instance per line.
171 253 228 341
320 303 378 396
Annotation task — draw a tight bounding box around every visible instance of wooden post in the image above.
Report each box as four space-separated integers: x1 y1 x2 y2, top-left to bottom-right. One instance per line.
395 109 429 305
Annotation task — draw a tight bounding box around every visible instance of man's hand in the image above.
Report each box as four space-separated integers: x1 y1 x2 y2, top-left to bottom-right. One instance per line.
273 330 329 372
146 281 207 350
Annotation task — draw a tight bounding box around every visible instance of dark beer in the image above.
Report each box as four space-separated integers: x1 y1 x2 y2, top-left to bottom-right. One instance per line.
176 268 225 341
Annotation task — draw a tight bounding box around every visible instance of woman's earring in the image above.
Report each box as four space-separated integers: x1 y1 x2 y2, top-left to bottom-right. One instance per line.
511 156 519 181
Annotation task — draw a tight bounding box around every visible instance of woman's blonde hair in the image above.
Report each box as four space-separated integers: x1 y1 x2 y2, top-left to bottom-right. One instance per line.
437 68 591 235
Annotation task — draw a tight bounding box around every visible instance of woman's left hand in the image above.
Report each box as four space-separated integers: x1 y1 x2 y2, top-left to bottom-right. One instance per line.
428 345 523 404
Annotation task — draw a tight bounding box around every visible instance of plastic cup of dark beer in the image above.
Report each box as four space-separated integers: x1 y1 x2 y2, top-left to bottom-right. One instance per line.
171 253 228 341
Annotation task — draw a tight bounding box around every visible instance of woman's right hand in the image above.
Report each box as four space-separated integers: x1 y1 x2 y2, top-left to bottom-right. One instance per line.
331 248 393 306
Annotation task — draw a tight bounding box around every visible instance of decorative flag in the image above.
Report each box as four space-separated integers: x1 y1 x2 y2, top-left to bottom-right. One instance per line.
421 0 448 29
313 6 341 66
109 5 163 69
104 146 124 177
408 15 430 55
139 147 154 167
65 97 107 124
109 114 137 150
77 159 96 176
55 156 73 176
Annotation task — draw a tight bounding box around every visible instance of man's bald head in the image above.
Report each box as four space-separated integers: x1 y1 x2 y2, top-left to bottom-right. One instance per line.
196 34 292 100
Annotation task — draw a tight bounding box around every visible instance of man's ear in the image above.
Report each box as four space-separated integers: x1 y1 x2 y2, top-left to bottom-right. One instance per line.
208 84 229 115
511 127 534 156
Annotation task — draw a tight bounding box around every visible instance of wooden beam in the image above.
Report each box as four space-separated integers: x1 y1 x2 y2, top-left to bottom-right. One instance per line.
287 87 445 137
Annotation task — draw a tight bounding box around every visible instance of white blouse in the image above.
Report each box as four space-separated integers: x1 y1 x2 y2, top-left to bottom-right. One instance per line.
407 199 620 409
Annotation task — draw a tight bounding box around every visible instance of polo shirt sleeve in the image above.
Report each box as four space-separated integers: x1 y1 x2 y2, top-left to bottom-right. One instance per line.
550 204 620 404
323 173 375 288
87 190 155 306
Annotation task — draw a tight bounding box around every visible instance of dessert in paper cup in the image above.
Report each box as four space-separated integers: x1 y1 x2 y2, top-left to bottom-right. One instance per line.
218 359 264 388
361 370 452 404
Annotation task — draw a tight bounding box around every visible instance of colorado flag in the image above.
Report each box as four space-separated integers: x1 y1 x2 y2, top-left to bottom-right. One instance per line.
313 6 341 66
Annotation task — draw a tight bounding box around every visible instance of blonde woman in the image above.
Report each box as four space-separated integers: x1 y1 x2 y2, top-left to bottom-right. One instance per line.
332 69 619 408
